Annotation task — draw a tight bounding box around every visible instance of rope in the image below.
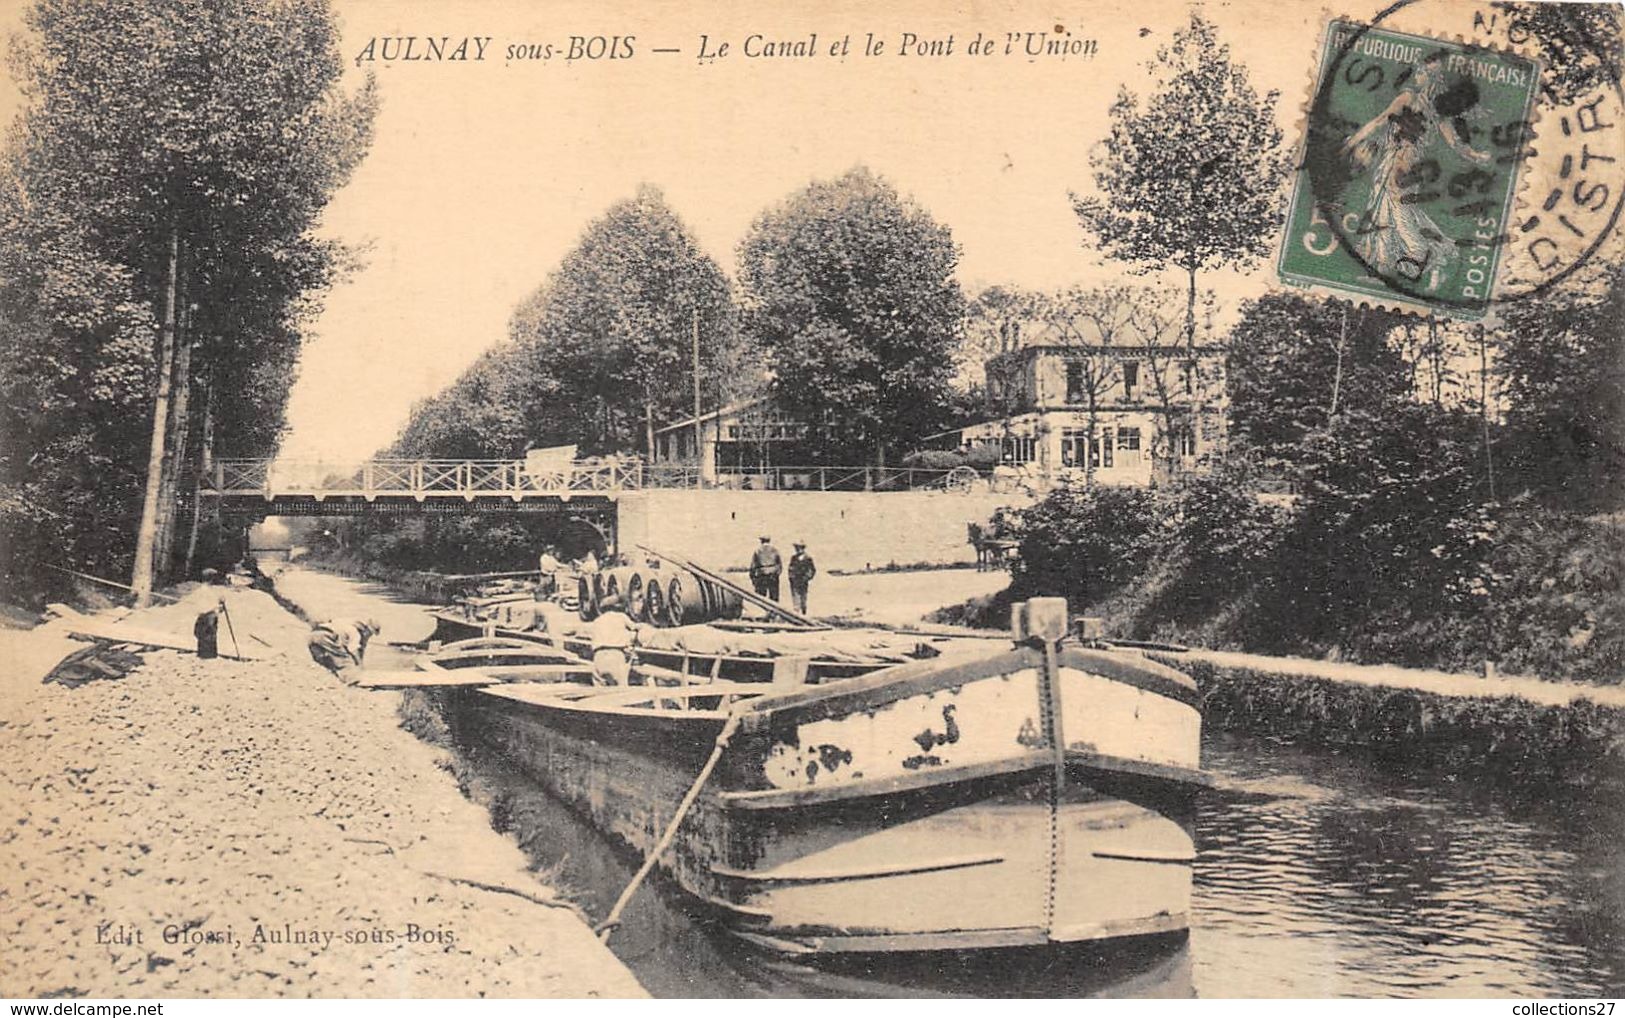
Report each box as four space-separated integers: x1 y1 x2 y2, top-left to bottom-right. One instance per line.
595 711 743 941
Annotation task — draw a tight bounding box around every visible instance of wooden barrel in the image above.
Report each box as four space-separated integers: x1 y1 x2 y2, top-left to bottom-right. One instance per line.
665 571 702 627
665 570 744 625
624 571 647 621
576 574 600 621
706 578 744 620
643 575 666 626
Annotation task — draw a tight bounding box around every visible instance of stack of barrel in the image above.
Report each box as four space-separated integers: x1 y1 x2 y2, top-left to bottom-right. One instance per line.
576 565 743 627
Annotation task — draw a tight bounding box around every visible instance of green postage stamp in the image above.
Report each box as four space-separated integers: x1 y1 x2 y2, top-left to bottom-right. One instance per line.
1279 20 1542 318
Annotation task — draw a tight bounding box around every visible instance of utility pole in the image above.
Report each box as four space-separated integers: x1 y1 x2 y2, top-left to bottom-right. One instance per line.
131 227 180 608
692 308 702 490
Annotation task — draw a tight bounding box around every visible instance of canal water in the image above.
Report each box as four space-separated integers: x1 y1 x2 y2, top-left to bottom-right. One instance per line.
274 566 1621 997
432 699 1622 998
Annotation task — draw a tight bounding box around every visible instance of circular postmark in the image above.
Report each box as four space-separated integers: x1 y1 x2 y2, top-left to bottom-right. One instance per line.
1299 0 1624 313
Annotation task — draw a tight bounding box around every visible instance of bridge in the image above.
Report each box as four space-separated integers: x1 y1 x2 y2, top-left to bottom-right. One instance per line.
196 458 641 516
197 457 983 515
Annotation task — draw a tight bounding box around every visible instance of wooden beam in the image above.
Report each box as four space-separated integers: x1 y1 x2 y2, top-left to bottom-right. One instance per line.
47 604 260 661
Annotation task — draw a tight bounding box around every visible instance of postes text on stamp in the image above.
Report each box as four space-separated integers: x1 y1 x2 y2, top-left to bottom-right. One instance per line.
1279 19 1542 318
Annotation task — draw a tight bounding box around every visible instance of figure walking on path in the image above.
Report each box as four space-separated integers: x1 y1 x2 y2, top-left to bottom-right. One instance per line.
788 541 816 615
749 535 783 602
307 618 380 682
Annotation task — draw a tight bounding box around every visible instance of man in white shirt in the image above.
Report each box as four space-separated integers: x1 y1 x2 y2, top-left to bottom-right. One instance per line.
589 609 635 686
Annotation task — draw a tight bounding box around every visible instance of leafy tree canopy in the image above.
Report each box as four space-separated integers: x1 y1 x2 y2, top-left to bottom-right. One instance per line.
738 166 965 463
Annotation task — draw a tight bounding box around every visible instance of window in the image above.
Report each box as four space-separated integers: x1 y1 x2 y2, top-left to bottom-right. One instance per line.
1121 361 1139 400
1065 362 1085 403
1101 428 1114 468
1182 360 1197 395
1002 436 1036 463
1118 427 1141 451
1173 428 1197 458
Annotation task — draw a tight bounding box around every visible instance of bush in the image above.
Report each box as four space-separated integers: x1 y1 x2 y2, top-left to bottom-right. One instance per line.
900 449 966 469
1488 509 1625 684
1161 473 1288 608
964 444 1004 469
1012 485 1161 609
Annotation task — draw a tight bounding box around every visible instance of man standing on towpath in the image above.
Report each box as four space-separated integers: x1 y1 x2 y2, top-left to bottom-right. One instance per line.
749 535 783 602
788 541 816 615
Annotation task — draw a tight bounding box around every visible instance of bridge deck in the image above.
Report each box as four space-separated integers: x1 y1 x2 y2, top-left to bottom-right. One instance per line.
199 458 643 503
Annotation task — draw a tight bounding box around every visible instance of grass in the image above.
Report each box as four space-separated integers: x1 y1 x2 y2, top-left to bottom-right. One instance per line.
1150 652 1625 790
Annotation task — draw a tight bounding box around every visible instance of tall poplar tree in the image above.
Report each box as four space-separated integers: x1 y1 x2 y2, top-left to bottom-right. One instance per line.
1070 13 1287 351
2 0 377 601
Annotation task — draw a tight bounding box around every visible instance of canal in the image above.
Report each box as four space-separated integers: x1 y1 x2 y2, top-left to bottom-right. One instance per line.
430 708 1621 998
270 564 1623 997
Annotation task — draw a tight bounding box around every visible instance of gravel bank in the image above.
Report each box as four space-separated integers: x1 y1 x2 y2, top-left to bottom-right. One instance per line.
0 590 644 998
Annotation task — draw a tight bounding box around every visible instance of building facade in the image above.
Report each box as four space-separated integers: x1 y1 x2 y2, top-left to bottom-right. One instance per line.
652 318 1229 489
652 397 816 485
958 336 1227 487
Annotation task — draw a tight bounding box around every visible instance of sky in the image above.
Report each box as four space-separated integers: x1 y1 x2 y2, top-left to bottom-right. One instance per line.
284 0 1332 468
0 0 1564 468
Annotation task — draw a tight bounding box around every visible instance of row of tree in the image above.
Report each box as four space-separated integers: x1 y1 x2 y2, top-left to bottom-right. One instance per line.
390 14 1294 473
0 0 377 604
390 168 972 467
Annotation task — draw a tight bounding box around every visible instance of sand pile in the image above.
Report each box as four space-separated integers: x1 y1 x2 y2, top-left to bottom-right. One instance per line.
0 614 643 996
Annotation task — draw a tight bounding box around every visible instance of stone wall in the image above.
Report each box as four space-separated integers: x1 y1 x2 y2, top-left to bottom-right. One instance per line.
615 489 1030 574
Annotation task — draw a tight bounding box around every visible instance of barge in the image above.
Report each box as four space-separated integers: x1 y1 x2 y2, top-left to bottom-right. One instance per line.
412 597 1210 955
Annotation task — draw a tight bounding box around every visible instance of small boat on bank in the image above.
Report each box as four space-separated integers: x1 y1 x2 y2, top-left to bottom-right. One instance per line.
410 598 1210 956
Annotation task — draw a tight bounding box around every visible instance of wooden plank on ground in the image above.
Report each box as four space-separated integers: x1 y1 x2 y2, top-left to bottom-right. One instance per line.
47 604 261 661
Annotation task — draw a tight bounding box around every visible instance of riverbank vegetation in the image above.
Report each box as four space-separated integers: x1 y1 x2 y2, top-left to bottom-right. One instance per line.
0 0 376 605
941 277 1624 686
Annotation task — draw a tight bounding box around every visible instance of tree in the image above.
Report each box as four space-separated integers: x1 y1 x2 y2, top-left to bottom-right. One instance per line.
508 186 740 457
3 0 377 601
962 285 1035 391
1225 293 1408 466
739 167 965 465
1120 285 1222 479
1070 13 1287 353
1032 287 1126 485
1494 266 1624 510
1500 2 1622 106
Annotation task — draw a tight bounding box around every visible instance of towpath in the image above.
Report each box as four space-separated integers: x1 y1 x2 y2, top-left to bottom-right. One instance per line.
0 584 645 998
1158 646 1625 711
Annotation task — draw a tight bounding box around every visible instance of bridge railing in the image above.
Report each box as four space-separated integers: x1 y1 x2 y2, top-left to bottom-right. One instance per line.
201 457 647 498
199 458 992 499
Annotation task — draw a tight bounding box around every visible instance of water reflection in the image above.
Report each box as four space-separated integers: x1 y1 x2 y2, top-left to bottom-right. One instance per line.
1194 731 1623 997
431 692 1620 997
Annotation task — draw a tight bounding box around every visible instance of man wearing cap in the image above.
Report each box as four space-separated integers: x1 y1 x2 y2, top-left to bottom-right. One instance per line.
787 541 817 615
749 535 783 602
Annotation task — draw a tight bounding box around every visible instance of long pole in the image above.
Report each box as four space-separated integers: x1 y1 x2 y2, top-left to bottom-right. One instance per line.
596 712 741 941
131 227 180 608
692 308 702 490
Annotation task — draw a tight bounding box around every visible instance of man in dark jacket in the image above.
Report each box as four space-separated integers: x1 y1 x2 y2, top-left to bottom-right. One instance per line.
749 535 783 602
787 541 816 615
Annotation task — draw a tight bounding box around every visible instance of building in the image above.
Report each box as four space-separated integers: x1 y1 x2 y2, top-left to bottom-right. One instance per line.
652 397 818 486
652 315 1228 489
956 318 1227 487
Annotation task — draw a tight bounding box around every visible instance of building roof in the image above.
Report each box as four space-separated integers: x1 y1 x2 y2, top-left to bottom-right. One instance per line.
652 395 772 436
